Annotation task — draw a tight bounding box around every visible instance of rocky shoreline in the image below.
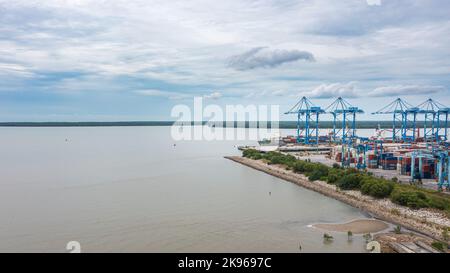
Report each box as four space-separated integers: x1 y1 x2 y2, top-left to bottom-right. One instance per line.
225 156 450 242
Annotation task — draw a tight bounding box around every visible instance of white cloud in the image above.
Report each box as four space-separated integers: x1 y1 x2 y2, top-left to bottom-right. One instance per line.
119 89 224 100
292 83 446 101
302 82 359 99
1 0 450 117
0 62 34 77
366 0 381 6
272 90 288 96
203 91 222 100
294 83 446 100
368 85 446 97
1 1 448 86
134 89 191 100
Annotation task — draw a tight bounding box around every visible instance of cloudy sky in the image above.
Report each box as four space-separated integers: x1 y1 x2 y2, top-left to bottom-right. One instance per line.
0 0 449 121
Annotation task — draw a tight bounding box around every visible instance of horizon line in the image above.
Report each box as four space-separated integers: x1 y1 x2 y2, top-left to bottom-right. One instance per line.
0 120 444 129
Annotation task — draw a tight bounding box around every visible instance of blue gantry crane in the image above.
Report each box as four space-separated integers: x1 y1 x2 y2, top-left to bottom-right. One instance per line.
285 96 325 145
436 107 450 143
411 149 450 191
415 98 449 143
417 99 439 142
356 143 369 170
372 98 414 142
431 100 450 143
403 106 420 142
436 151 450 190
325 97 364 143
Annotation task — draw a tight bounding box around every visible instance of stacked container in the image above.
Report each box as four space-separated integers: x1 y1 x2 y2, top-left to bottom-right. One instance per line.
400 156 421 176
335 152 342 162
379 153 398 170
397 156 403 174
400 156 412 176
367 154 378 169
421 159 436 179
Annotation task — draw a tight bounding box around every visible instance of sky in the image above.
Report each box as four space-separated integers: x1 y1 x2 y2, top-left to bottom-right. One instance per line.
0 0 449 121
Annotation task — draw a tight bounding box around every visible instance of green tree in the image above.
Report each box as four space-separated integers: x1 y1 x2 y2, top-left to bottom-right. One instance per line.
336 173 363 190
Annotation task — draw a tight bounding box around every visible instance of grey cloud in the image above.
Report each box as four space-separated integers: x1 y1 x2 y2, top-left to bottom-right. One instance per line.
227 47 315 71
368 85 446 97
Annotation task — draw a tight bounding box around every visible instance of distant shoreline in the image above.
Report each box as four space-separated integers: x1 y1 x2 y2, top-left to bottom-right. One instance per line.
0 121 444 129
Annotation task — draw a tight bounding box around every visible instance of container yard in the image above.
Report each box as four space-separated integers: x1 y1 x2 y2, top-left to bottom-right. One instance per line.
251 97 450 192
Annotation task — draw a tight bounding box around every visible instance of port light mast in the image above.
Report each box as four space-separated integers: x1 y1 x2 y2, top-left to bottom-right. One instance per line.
325 97 363 144
285 96 325 145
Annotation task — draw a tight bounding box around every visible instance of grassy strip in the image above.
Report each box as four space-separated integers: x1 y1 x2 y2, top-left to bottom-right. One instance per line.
243 149 450 216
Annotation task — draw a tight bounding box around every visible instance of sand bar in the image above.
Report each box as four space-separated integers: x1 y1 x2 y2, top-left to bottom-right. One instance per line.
313 219 389 234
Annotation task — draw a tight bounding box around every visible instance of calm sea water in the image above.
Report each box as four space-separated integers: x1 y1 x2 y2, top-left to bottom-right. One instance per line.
0 126 374 253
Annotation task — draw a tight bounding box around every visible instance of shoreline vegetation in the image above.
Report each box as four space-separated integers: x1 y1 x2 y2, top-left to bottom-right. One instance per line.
0 120 448 128
225 150 450 245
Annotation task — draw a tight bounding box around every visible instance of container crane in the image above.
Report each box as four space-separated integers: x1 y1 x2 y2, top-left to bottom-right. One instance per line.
411 150 450 191
403 106 420 142
435 106 449 143
325 97 363 144
415 98 449 143
372 98 413 142
416 99 439 142
285 96 325 145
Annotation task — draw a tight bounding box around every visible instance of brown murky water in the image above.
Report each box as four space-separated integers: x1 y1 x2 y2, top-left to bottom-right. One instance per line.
0 127 372 252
